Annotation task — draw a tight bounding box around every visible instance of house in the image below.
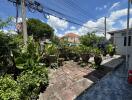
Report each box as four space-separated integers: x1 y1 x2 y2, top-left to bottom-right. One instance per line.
61 33 80 43
108 28 132 55
108 28 132 70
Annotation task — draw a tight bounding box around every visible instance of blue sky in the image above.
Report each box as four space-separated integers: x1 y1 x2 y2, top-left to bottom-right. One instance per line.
0 0 132 38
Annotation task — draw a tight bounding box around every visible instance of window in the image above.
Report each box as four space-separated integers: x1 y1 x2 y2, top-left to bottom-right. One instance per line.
128 36 131 46
124 36 131 46
124 36 126 46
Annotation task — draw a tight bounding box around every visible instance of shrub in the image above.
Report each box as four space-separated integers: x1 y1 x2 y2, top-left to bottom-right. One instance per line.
106 44 115 57
93 48 102 67
0 75 21 100
0 65 48 100
17 65 48 99
45 44 58 55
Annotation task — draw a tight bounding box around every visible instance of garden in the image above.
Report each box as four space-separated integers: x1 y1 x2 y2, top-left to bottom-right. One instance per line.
0 18 116 100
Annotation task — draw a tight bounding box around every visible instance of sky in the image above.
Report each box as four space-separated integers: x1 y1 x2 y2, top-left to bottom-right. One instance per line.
0 0 132 39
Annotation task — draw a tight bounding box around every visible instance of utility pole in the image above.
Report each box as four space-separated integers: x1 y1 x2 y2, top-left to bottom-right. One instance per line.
126 0 130 68
21 0 28 46
104 17 107 39
16 0 19 23
127 0 132 84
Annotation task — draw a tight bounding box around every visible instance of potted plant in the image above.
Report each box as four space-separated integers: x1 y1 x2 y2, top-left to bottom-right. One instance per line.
44 44 58 65
58 45 69 61
71 46 80 62
79 45 91 63
93 48 102 66
106 44 115 57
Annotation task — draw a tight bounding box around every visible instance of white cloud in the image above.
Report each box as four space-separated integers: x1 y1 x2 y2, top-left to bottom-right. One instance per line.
0 29 17 34
70 26 76 30
73 8 132 37
78 17 108 35
65 30 79 35
96 5 107 11
52 8 132 39
12 17 28 23
109 8 132 21
47 15 68 31
109 2 120 10
57 33 63 37
120 18 132 28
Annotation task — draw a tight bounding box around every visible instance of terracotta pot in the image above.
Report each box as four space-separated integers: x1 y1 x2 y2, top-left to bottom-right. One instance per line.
109 52 114 57
81 54 90 63
94 55 102 66
48 55 57 63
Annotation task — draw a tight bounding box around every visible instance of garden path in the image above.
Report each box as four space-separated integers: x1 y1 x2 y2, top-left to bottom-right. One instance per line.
75 62 132 100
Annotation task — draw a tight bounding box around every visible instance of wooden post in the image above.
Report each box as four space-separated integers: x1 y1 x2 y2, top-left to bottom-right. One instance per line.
104 17 107 39
21 0 28 46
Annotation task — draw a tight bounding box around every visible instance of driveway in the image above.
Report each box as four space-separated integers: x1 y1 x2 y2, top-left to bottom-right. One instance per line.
75 62 132 100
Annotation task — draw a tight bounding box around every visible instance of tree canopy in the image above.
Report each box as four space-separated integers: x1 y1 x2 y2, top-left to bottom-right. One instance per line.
0 17 13 29
27 18 54 40
80 32 104 47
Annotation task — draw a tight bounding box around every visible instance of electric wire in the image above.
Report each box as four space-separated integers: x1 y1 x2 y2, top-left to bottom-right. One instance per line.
8 0 105 32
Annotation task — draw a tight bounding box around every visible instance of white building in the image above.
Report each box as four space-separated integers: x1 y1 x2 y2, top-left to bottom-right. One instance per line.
108 28 132 70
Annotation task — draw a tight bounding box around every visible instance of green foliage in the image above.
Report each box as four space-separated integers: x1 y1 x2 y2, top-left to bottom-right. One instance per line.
15 36 41 69
106 44 115 56
0 17 13 29
80 32 103 47
45 44 58 55
0 66 48 100
51 35 60 45
93 48 101 56
17 66 48 99
0 75 21 100
27 18 54 40
0 32 19 69
78 45 92 54
106 44 114 53
0 35 49 99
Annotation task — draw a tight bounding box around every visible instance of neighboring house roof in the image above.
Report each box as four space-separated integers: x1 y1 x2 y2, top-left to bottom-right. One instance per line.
62 33 80 38
108 28 132 35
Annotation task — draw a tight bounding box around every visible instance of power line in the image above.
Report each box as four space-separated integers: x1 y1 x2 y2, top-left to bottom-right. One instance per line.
44 6 105 30
8 0 104 31
64 0 94 18
57 0 90 20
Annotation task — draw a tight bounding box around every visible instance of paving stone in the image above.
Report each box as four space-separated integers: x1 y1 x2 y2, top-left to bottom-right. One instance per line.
75 63 132 100
39 56 124 100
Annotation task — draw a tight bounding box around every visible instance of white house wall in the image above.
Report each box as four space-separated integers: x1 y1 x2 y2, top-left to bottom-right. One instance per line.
114 33 132 55
113 32 132 70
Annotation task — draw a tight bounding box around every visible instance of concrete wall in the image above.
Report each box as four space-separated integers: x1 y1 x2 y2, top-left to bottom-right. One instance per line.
113 32 132 70
113 33 132 55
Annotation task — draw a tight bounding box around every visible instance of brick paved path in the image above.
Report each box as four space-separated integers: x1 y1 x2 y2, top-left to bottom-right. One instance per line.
75 62 132 100
39 61 95 100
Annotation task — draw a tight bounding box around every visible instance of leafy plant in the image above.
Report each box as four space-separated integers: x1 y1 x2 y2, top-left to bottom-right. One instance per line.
17 65 48 99
44 44 58 55
80 33 102 47
27 18 54 40
93 48 102 67
0 75 21 100
15 36 42 70
106 44 115 57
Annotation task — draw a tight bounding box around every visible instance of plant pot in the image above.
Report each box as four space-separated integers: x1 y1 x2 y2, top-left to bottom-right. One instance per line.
81 54 90 63
109 52 114 57
58 58 64 66
103 50 107 56
68 53 76 60
94 55 102 66
48 55 57 63
73 54 80 62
